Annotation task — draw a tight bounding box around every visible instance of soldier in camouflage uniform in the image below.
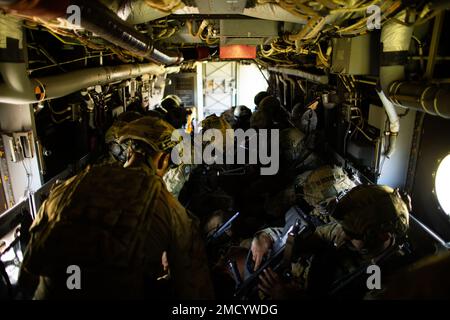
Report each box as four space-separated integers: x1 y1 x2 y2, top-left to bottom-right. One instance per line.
102 110 189 199
163 163 193 199
179 114 235 220
377 251 450 299
250 97 274 130
20 116 214 299
233 105 252 130
220 107 237 129
146 94 189 129
253 185 410 299
253 91 270 111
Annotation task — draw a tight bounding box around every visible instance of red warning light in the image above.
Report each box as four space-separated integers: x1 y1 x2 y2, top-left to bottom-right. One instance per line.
219 45 257 59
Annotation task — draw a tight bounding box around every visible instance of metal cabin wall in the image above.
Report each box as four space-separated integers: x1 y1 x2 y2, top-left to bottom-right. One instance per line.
0 13 42 208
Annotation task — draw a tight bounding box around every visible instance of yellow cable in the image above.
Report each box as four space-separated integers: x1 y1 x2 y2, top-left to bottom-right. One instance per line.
330 0 380 14
288 16 322 41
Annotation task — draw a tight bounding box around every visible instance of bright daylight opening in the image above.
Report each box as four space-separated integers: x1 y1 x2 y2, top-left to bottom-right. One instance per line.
435 154 450 215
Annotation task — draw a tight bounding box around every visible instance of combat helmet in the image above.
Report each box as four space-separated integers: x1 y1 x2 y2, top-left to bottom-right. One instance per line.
258 96 280 117
201 114 231 135
233 105 252 120
161 94 183 110
251 95 280 129
220 108 237 128
105 111 142 144
332 185 410 246
254 91 270 109
159 95 188 129
279 128 306 171
250 109 272 129
118 116 181 154
201 114 233 149
302 165 356 209
233 105 252 130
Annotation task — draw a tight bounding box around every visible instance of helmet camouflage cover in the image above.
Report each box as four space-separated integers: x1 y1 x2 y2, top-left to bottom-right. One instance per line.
201 114 233 149
279 128 305 169
105 111 142 144
105 121 127 145
118 116 180 153
221 108 236 127
201 114 231 133
302 165 356 208
332 185 410 240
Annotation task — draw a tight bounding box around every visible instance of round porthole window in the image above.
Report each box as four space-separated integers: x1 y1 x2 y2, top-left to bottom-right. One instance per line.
435 154 450 215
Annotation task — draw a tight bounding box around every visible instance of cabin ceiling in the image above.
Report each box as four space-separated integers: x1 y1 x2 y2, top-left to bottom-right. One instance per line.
2 0 436 70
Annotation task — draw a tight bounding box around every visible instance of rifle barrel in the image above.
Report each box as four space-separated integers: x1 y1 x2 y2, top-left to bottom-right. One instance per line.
207 212 240 243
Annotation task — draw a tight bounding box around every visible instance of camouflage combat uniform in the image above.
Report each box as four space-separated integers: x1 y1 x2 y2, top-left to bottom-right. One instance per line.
21 117 214 300
262 185 411 299
263 221 408 299
163 163 193 199
179 115 235 219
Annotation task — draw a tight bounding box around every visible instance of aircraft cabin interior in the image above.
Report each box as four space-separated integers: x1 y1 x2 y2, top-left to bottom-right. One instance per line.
0 0 450 301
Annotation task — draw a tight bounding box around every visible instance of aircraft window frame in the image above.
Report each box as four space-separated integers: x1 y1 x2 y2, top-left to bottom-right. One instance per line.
434 153 450 216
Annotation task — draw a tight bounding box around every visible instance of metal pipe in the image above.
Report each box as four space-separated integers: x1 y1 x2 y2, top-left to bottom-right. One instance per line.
378 10 415 158
430 0 450 11
410 56 450 61
388 81 450 119
278 75 288 107
377 90 399 158
410 214 450 249
286 77 296 109
150 48 183 66
425 12 444 79
432 78 450 84
268 67 328 85
0 62 165 104
28 53 115 74
354 79 377 86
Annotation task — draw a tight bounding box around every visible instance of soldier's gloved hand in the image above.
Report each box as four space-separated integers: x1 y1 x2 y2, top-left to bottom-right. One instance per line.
258 268 289 300
251 233 273 271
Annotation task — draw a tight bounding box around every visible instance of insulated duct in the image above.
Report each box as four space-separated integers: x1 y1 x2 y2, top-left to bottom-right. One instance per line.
377 10 414 158
0 62 165 104
71 0 182 65
388 81 450 119
1 0 183 65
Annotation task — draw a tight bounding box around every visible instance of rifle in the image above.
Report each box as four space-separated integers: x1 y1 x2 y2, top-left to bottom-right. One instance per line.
232 206 315 299
206 211 240 245
217 166 247 176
